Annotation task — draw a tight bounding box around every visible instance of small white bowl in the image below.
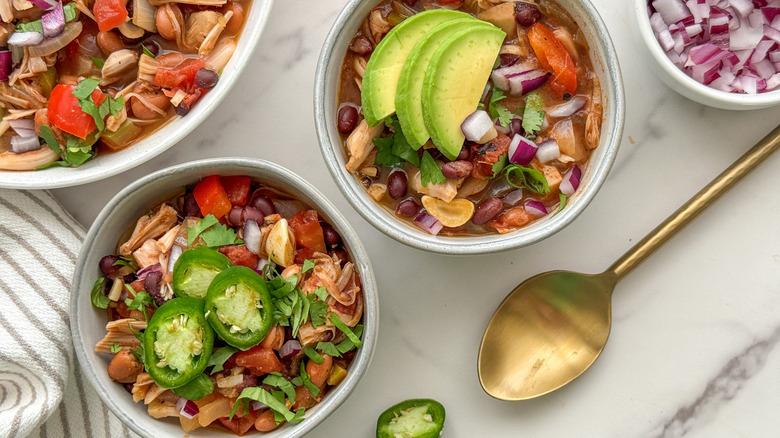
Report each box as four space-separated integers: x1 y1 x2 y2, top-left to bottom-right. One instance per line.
632 0 780 110
71 158 378 438
315 0 625 255
0 1 274 190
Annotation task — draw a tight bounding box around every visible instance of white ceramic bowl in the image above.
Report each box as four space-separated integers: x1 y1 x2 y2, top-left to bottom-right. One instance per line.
632 0 780 110
71 158 378 438
0 1 273 190
315 0 625 255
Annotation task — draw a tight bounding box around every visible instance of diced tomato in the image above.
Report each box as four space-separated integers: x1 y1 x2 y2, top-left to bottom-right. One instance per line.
220 176 251 207
234 346 283 376
294 247 316 265
288 210 326 254
490 207 534 234
527 23 577 98
471 134 510 179
154 58 206 92
218 409 258 436
129 279 144 295
193 175 233 219
48 84 106 139
93 0 129 32
219 245 259 268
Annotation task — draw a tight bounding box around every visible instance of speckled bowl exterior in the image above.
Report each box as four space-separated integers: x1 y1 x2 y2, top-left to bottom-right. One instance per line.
71 158 378 438
315 0 625 255
0 1 273 190
632 0 780 110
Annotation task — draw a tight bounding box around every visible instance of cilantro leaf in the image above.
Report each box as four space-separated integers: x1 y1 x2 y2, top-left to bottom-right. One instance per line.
91 57 104 68
299 361 320 397
303 347 325 364
522 91 545 135
419 151 445 187
38 126 62 156
112 256 135 271
110 343 122 353
373 135 401 167
231 387 303 422
188 215 220 246
330 314 362 348
125 291 154 320
290 289 309 337
172 374 213 401
72 78 101 100
262 373 296 401
313 286 328 302
488 87 513 128
90 277 109 309
389 117 420 167
307 295 328 327
316 341 341 358
207 346 238 374
489 154 508 179
64 137 94 166
201 223 242 247
504 164 550 195
301 259 315 274
129 326 145 365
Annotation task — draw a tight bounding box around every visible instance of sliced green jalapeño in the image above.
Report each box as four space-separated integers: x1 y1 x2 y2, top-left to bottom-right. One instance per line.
173 247 232 299
144 297 215 388
376 398 446 438
204 266 274 350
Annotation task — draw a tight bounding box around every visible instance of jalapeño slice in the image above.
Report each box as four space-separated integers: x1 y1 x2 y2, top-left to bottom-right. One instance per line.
204 266 274 350
144 297 215 388
173 247 232 299
376 398 446 438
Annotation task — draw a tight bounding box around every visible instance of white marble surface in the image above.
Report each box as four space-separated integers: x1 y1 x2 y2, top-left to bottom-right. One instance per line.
53 0 780 436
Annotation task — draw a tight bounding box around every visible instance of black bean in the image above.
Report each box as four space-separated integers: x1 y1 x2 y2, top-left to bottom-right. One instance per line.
338 105 359 134
174 102 190 116
183 193 201 217
243 206 265 223
396 198 420 217
251 195 276 217
140 39 159 57
441 160 474 179
387 170 408 199
515 3 542 27
472 198 504 225
322 223 341 247
349 35 373 56
194 68 219 89
228 206 243 226
144 271 166 307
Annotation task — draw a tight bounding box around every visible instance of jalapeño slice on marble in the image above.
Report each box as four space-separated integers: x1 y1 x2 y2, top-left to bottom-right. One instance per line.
144 297 215 388
376 398 446 438
204 266 274 350
173 247 232 299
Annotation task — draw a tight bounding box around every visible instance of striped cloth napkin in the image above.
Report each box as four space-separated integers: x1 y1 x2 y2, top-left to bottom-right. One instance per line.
0 189 136 438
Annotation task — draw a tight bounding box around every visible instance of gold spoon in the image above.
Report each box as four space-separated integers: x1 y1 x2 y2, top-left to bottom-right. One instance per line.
478 124 780 401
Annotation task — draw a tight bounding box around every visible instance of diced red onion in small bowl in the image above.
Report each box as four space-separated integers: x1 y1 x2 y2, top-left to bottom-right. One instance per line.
279 339 302 360
559 165 582 196
167 245 183 273
243 219 261 254
502 189 524 206
8 32 45 47
11 136 41 153
461 110 496 143
546 96 588 118
535 139 560 163
508 134 537 165
524 200 548 217
42 1 66 39
176 398 199 420
414 212 443 235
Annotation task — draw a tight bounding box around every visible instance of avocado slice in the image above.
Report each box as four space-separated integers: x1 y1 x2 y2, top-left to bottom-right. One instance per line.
422 25 505 160
396 18 495 150
361 9 473 127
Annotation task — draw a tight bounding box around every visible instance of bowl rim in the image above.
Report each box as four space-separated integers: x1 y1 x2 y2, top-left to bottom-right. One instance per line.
70 157 379 438
0 0 274 190
314 0 626 255
632 0 780 108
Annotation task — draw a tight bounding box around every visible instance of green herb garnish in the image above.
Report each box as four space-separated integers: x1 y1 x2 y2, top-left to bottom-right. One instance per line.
207 346 238 374
172 374 213 401
262 372 296 401
419 151 445 187
90 277 109 309
522 91 545 135
301 259 315 274
330 314 362 348
504 164 550 195
230 387 304 423
555 193 567 215
303 347 325 364
110 343 122 354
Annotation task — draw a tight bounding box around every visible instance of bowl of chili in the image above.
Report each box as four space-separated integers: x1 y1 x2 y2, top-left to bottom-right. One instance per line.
315 0 625 254
71 157 378 437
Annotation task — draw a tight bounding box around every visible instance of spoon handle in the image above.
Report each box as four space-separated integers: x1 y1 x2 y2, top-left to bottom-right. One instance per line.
608 124 780 281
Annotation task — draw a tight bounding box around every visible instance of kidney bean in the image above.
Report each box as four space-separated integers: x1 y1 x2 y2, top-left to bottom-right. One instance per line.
99 255 123 278
228 206 243 226
322 224 341 247
472 198 504 225
174 102 190 116
337 105 359 134
457 146 471 161
194 68 219 89
396 198 420 217
251 195 276 217
387 170 408 199
143 271 166 306
515 2 541 27
243 206 265 224
183 193 201 217
441 160 474 179
349 35 373 55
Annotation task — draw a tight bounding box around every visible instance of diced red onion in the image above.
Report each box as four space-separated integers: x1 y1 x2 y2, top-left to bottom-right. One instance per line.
535 139 560 163
559 165 582 196
652 0 692 25
508 134 537 165
524 200 548 217
491 60 537 92
494 117 510 135
176 398 199 420
279 339 302 360
764 7 780 22
461 110 495 142
764 23 780 42
8 32 45 47
8 118 36 138
243 219 261 254
0 50 10 82
168 246 183 272
502 189 524 206
414 212 443 235
29 0 57 10
506 69 549 96
546 96 588 118
42 1 65 38
11 136 42 153
137 263 161 280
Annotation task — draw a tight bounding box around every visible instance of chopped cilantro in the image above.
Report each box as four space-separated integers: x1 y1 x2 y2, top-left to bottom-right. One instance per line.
419 151 445 187
489 154 508 179
90 277 109 309
91 57 104 68
201 223 242 247
373 116 420 167
129 326 145 365
307 294 328 327
112 256 135 271
230 387 304 423
125 291 154 320
207 346 238 374
316 341 341 358
110 343 122 354
330 314 362 348
335 325 364 354
504 164 549 195
299 361 320 397
555 193 567 215
373 135 400 167
488 88 513 128
522 91 545 135
301 259 315 274
72 78 100 100
188 215 220 246
262 373 296 401
303 347 324 364
313 286 328 302
38 126 61 156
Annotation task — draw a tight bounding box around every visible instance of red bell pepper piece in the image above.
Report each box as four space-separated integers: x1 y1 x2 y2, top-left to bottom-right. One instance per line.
288 210 327 254
193 175 233 219
48 84 106 139
527 23 577 98
93 0 129 32
220 176 251 207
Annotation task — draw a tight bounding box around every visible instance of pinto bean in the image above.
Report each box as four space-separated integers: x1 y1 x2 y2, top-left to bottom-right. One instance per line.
259 325 284 351
222 2 244 35
472 198 503 225
254 410 280 432
306 354 332 387
130 92 170 120
108 350 142 383
97 31 125 54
